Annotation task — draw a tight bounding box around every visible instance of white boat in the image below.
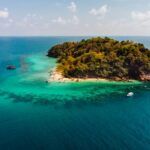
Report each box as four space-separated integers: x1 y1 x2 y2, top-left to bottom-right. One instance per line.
127 92 134 97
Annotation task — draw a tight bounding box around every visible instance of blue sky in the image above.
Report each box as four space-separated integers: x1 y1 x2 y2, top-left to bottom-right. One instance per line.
0 0 150 36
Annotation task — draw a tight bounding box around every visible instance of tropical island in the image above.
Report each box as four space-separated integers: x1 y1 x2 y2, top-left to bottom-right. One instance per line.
47 37 150 82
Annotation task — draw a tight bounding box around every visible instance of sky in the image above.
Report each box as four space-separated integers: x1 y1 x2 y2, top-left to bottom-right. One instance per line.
0 0 150 36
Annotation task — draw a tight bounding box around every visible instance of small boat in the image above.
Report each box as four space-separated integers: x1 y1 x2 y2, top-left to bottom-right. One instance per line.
6 65 16 70
127 92 134 97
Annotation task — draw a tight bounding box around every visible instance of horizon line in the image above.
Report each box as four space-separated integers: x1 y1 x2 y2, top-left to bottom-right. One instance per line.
0 35 150 37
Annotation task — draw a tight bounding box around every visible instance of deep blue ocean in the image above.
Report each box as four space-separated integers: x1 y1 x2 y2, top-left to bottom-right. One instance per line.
0 36 150 150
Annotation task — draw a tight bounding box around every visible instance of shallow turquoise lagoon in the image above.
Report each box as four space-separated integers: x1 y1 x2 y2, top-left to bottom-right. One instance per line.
0 36 150 150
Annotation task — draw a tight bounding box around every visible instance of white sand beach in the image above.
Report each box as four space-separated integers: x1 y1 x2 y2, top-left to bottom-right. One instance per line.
48 68 117 83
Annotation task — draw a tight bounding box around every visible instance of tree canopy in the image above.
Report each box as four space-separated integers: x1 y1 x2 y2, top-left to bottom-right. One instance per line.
47 37 150 81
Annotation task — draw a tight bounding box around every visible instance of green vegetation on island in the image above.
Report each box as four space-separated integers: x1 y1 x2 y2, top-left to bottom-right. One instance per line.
47 37 150 81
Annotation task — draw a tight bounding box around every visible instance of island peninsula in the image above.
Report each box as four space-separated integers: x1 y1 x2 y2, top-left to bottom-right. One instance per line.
47 37 150 82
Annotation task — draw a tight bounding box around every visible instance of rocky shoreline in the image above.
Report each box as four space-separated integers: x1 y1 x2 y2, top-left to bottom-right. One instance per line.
140 74 150 81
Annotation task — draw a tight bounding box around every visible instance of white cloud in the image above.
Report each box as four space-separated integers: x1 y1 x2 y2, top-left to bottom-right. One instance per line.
68 2 77 13
85 24 89 28
89 5 109 18
131 11 150 21
27 13 37 18
71 15 79 24
0 8 9 18
52 15 79 25
52 16 66 25
8 19 13 23
131 10 150 26
23 13 42 23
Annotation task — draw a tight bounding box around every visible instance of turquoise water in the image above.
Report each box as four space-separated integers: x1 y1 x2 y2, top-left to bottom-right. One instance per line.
0 36 150 150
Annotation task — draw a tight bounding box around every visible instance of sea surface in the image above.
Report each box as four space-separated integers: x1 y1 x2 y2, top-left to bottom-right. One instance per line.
0 36 150 150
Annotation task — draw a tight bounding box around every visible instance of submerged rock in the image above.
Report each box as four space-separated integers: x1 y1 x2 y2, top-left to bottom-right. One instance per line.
6 65 16 70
